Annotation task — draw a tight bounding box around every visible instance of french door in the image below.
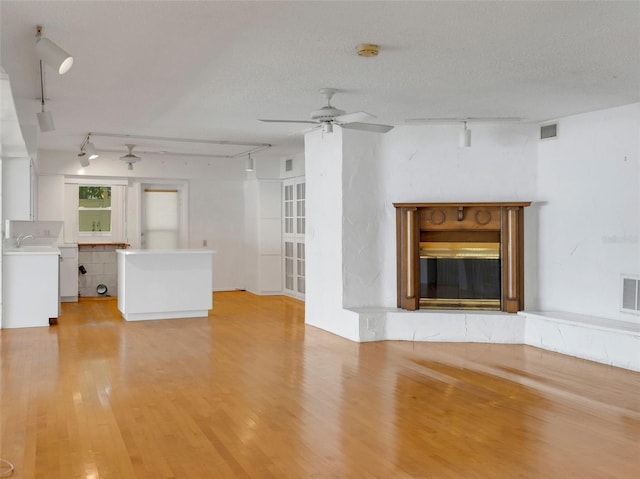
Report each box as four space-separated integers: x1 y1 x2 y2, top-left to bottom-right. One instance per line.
283 178 305 299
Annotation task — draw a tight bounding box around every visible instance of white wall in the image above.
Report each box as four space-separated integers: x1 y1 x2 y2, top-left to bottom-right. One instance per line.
536 103 640 322
35 150 246 291
307 105 638 343
305 122 538 337
305 127 361 340
2 157 31 220
342 122 539 309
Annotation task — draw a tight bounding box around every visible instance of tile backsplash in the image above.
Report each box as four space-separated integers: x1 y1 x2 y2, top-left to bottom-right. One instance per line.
78 245 118 297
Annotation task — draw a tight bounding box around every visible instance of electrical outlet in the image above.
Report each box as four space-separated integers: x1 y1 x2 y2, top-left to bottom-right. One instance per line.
202 239 207 247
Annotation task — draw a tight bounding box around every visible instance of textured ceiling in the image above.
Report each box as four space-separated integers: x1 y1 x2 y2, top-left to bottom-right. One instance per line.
1 1 639 162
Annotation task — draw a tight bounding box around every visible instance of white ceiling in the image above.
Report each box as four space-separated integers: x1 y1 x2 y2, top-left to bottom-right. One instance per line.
1 1 639 163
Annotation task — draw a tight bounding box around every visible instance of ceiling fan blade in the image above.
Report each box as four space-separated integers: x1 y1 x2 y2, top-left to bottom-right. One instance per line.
297 125 321 135
334 111 376 124
258 119 317 125
341 122 394 133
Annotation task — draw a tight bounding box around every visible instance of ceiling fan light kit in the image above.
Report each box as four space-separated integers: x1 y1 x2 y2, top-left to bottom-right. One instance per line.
121 144 141 170
259 88 393 134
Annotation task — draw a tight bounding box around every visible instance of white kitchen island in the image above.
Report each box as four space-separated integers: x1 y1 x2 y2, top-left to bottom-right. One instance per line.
116 249 215 321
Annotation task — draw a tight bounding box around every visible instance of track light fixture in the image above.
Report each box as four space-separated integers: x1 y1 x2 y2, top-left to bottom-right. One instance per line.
78 152 90 168
78 133 99 166
37 60 55 132
245 153 255 172
459 121 471 148
35 25 73 75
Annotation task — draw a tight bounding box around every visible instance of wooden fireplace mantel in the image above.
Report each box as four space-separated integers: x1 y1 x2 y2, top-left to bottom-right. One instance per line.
394 202 531 313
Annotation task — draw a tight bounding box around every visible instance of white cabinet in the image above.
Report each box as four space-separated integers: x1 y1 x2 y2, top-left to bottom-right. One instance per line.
59 244 78 302
2 249 60 328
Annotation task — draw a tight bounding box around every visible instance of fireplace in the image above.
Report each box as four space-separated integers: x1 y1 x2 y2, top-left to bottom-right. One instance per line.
394 202 530 312
420 240 501 310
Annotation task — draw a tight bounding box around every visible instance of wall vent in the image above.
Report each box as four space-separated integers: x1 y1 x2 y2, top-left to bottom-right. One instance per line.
285 158 293 172
540 123 558 140
621 275 640 314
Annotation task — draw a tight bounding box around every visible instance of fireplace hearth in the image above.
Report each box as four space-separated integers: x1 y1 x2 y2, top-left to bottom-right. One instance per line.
394 202 531 312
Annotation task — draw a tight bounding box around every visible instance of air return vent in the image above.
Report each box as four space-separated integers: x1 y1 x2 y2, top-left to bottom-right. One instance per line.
621 275 640 314
285 158 293 172
540 123 558 140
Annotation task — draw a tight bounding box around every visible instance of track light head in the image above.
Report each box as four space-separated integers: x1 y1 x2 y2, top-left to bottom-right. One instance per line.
78 134 99 162
36 25 73 75
245 153 255 172
78 151 90 167
37 109 55 132
85 141 99 160
459 122 471 148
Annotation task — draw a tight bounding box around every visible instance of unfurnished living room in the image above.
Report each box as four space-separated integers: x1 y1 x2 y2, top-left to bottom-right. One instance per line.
1 1 639 478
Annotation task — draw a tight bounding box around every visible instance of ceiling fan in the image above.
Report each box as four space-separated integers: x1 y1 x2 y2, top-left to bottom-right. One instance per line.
259 88 394 134
120 144 141 170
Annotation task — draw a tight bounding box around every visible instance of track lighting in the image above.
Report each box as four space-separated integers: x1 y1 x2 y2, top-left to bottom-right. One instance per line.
85 141 98 160
78 152 90 167
37 60 55 132
37 108 55 132
77 133 99 166
35 26 73 75
245 153 255 172
459 121 471 148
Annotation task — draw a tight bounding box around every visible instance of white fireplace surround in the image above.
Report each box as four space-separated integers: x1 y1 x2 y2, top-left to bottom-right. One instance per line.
311 308 640 372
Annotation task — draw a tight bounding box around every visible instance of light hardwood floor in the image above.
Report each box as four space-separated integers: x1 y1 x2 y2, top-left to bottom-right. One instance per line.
1 291 639 478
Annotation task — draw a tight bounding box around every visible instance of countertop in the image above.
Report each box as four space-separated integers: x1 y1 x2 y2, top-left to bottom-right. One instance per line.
3 246 61 255
116 248 216 255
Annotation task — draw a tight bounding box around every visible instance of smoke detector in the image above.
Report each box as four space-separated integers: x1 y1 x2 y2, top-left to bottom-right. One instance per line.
356 43 379 57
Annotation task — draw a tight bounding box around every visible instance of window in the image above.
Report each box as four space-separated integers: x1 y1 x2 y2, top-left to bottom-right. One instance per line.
63 180 126 244
79 186 112 235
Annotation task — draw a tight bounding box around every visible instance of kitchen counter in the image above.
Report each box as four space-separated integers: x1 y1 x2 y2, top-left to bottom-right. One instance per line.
116 249 215 321
2 246 60 328
3 245 61 255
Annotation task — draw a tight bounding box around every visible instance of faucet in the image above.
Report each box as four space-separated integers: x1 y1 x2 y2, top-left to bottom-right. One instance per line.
16 233 34 248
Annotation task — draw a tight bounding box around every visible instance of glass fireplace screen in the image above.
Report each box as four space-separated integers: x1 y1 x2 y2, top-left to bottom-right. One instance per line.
419 242 501 310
